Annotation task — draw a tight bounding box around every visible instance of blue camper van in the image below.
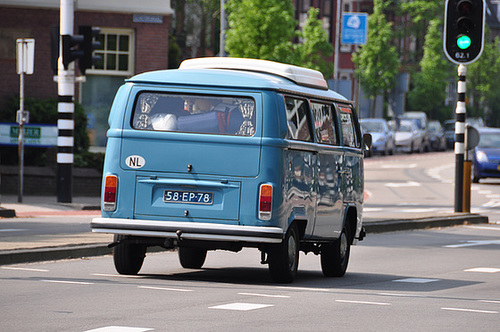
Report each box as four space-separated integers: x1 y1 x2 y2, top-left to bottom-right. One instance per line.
91 58 369 283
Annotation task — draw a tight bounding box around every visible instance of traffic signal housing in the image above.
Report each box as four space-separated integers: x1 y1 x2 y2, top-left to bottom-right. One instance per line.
78 26 101 74
444 0 485 65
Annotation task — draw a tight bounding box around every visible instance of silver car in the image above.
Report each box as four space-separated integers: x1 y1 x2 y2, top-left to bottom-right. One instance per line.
395 119 424 153
360 118 395 155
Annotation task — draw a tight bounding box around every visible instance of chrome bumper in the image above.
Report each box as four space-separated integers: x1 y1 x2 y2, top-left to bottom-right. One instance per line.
91 218 284 244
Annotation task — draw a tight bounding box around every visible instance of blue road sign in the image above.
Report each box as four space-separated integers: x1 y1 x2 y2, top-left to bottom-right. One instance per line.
341 12 368 45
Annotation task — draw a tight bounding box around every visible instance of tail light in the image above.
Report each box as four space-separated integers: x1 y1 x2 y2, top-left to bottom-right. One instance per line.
103 175 117 211
259 184 273 220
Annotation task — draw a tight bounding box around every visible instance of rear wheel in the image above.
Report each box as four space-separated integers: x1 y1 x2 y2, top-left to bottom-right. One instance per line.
320 226 351 277
178 247 207 269
113 235 147 275
268 224 299 283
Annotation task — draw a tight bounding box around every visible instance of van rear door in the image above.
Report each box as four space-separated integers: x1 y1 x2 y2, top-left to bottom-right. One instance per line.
121 89 261 223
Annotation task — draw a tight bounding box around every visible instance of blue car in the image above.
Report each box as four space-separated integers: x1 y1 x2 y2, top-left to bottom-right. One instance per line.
91 57 369 283
472 127 500 183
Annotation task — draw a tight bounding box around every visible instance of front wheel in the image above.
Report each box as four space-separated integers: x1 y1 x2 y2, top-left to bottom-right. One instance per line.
320 226 351 277
113 235 147 275
268 224 299 283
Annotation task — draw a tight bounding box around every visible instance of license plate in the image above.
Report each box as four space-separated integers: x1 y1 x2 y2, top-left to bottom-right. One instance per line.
164 190 213 205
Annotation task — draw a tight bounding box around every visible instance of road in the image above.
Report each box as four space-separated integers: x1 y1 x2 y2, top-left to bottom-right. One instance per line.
364 151 500 223
1 224 499 331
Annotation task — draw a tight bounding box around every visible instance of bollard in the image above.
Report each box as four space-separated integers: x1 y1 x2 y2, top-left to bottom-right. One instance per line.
463 160 472 213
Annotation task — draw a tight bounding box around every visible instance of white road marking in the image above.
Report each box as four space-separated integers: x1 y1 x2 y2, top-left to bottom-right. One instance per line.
336 300 391 306
238 292 290 298
92 273 143 279
482 200 500 208
377 292 426 298
479 300 500 304
381 164 417 169
276 286 331 292
385 181 421 188
400 208 438 213
393 278 440 283
138 286 193 292
363 208 383 212
84 326 153 332
209 303 274 311
441 307 498 314
464 267 500 273
444 240 500 248
0 229 26 232
41 279 93 285
1 266 48 272
478 190 492 195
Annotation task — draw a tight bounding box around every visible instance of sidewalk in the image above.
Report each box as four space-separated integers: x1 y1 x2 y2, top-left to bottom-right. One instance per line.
0 195 489 265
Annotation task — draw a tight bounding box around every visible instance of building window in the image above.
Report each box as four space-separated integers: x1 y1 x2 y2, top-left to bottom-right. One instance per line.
88 28 134 76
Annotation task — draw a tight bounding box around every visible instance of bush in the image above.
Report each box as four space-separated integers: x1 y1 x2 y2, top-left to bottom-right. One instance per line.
0 95 90 167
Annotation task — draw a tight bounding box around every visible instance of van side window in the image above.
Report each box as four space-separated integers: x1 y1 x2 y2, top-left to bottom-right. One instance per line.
284 97 312 141
339 106 359 148
131 92 256 136
311 102 337 145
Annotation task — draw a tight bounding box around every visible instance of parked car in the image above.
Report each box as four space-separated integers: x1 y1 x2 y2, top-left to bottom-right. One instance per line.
395 119 424 153
472 127 500 183
360 118 395 155
428 120 447 151
91 57 370 283
401 112 431 152
443 119 455 149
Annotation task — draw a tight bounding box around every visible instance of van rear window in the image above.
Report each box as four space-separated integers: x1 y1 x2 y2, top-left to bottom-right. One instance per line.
132 93 256 136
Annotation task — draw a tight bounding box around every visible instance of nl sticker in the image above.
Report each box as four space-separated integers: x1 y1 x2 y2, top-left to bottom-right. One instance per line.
125 155 146 169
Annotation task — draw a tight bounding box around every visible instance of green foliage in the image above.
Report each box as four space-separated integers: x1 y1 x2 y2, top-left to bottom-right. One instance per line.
352 0 399 116
295 8 334 79
0 96 90 166
407 18 454 119
225 0 297 63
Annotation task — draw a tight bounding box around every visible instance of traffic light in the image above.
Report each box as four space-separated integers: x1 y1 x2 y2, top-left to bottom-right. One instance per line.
78 26 101 74
444 0 485 65
62 33 84 69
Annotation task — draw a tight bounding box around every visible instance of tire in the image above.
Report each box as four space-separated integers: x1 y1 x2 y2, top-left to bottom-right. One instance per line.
113 235 147 275
320 226 351 277
178 247 207 269
268 223 299 283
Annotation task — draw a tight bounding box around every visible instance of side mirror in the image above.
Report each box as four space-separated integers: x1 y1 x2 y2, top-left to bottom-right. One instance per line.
363 133 372 152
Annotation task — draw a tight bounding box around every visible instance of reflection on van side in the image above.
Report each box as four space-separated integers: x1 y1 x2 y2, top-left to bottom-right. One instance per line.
91 57 367 283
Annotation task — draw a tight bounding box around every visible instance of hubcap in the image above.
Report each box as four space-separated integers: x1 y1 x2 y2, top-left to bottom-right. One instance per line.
339 232 347 259
288 232 297 270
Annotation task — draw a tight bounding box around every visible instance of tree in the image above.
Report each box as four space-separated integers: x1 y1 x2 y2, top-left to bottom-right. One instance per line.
295 7 334 79
407 18 453 120
225 0 296 63
352 0 399 117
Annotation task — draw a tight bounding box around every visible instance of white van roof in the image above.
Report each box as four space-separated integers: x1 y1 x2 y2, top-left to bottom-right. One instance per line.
179 57 329 91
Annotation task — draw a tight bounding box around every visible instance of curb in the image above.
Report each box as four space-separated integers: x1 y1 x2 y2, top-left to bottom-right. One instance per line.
0 214 490 266
0 207 16 218
364 213 488 233
0 244 112 266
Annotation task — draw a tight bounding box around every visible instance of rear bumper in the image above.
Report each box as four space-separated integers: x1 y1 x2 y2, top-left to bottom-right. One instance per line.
91 217 284 244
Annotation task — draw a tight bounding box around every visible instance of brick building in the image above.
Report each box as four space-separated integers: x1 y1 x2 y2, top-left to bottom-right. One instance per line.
0 0 173 146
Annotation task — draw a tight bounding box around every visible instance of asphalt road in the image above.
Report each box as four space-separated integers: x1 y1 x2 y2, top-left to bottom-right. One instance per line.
364 151 500 222
1 224 499 331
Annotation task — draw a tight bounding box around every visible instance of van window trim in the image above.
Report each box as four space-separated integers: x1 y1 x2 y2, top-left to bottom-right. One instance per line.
128 90 259 137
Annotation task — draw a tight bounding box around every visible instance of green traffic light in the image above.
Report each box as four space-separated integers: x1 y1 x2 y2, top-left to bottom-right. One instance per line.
457 35 472 49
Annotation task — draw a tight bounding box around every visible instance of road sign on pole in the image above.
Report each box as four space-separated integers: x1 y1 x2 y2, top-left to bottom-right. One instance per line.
341 12 368 45
16 38 35 203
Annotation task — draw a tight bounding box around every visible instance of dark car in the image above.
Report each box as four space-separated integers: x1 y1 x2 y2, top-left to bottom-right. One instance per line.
472 127 500 183
428 120 447 151
443 120 455 149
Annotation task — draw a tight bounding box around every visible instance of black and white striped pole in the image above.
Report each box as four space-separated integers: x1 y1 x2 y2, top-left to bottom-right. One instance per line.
454 64 466 212
57 0 75 203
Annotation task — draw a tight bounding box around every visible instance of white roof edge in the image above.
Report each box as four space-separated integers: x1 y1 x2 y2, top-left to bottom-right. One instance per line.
0 0 174 15
179 57 329 90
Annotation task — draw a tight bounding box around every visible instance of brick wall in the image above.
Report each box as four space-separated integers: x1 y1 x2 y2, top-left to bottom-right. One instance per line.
0 6 171 110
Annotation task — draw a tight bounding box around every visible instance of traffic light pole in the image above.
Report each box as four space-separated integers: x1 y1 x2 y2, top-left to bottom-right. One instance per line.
454 64 467 212
57 0 75 203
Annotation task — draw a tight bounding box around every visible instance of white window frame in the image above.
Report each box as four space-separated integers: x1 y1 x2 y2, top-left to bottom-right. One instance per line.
86 28 135 76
